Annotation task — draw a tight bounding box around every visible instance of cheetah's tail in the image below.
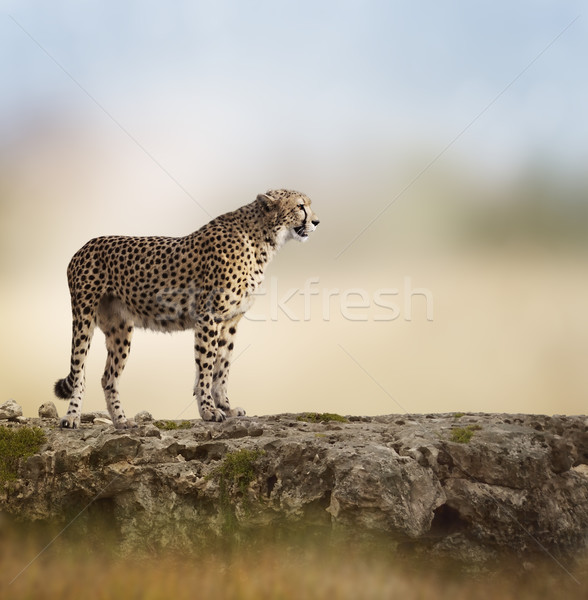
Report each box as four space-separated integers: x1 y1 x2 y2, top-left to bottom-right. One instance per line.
54 377 73 400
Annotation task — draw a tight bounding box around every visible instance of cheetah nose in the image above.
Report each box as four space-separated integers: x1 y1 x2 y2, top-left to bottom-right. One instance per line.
312 219 320 227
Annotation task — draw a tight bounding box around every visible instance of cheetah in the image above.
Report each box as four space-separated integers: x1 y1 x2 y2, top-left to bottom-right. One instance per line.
54 189 319 428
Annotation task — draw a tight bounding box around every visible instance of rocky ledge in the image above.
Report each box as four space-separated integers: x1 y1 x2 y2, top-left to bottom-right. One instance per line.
1 407 587 565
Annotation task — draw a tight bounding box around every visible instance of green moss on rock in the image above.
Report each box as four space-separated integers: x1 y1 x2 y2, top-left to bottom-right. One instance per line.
0 426 46 482
211 449 265 497
450 424 482 444
154 420 191 430
207 449 265 530
297 413 348 424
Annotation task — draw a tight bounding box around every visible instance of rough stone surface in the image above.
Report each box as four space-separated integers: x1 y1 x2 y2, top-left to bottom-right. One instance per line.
1 413 587 564
134 411 154 424
80 411 110 423
38 402 59 419
0 399 23 420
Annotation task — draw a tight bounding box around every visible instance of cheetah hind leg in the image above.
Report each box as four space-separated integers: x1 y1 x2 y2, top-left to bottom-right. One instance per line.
57 312 97 429
98 308 136 429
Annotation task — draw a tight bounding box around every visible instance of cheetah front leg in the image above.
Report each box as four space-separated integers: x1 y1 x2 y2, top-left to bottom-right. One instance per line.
194 317 226 422
212 314 245 418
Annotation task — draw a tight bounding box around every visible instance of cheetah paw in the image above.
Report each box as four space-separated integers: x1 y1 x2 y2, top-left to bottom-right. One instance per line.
60 414 80 429
225 407 246 418
201 407 227 422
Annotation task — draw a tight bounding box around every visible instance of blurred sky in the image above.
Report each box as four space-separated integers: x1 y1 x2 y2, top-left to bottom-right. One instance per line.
1 1 587 419
2 1 587 172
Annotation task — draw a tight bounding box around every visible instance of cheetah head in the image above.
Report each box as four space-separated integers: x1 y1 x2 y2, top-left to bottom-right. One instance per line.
257 189 320 244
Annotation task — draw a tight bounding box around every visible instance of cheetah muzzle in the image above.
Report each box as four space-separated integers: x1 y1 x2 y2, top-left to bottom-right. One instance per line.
54 189 319 428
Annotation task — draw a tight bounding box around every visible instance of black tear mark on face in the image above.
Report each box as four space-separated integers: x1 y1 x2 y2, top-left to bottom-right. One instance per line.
294 205 308 237
300 205 308 227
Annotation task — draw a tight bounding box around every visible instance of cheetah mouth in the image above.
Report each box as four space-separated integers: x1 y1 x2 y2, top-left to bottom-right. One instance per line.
293 226 308 238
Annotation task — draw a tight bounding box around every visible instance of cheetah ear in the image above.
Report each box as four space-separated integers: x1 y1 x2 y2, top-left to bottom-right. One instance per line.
256 193 276 211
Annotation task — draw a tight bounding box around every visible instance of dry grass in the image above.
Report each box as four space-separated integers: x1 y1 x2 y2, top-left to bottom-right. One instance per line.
2 526 586 600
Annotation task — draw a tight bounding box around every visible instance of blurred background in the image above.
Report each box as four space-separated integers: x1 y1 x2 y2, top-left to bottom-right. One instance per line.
1 1 587 419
